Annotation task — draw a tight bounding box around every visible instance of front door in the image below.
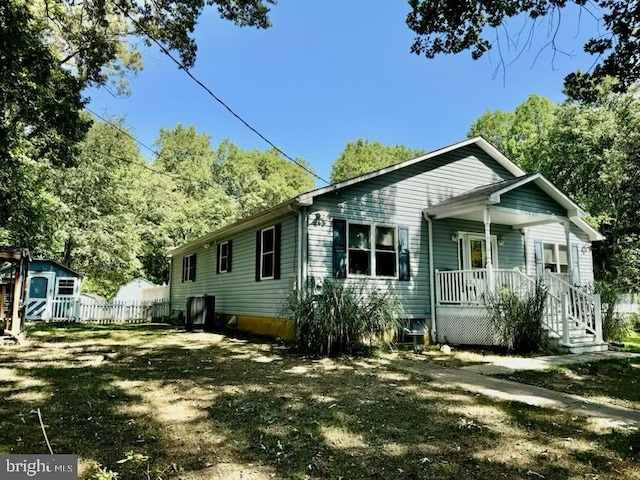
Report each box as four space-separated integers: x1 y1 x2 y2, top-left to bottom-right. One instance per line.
25 273 55 320
459 233 498 270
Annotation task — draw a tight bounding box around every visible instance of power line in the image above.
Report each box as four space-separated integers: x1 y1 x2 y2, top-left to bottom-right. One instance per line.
85 107 161 158
113 2 329 185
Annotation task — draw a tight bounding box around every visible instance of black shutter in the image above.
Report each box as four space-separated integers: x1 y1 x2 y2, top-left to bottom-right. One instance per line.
274 223 281 280
398 226 410 281
216 243 221 274
333 219 347 278
227 240 232 273
255 230 262 282
192 254 197 282
182 256 186 282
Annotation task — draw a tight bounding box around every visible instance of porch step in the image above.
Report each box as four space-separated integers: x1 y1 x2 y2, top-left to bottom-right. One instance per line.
559 342 609 354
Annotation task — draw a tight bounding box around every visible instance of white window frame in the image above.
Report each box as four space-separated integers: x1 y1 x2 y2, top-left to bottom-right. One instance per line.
457 232 499 270
219 241 230 273
346 222 399 278
182 254 196 282
260 226 275 280
543 242 568 273
55 277 76 297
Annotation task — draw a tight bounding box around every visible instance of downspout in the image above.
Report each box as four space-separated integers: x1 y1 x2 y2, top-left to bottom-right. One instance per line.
425 213 436 343
288 205 303 291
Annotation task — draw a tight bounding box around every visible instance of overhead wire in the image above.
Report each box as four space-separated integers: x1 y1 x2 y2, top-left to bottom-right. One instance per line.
112 1 329 185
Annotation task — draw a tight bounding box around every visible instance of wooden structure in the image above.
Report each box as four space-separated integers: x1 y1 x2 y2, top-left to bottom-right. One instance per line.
0 247 31 335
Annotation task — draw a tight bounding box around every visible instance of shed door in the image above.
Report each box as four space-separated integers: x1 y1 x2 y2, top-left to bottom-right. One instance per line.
26 273 55 320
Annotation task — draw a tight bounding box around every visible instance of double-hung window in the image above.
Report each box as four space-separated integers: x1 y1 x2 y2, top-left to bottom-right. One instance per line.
543 243 568 273
182 254 196 282
374 226 397 277
348 223 371 275
217 241 231 273
261 227 275 279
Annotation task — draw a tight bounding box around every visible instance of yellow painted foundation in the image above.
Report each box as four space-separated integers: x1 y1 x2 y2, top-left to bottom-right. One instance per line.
236 315 295 340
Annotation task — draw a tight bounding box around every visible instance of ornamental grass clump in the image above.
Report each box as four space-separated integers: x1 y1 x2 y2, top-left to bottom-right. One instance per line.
280 279 404 357
483 280 548 354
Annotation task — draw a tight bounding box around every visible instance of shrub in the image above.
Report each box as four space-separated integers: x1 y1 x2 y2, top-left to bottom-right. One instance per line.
280 279 404 356
631 313 640 333
483 280 548 354
596 280 629 342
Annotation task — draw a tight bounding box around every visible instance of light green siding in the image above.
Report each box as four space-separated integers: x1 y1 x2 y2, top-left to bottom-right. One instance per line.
170 214 298 317
500 183 567 216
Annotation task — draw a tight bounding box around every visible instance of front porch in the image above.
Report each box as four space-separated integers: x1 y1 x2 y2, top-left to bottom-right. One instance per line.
424 174 606 353
434 268 606 353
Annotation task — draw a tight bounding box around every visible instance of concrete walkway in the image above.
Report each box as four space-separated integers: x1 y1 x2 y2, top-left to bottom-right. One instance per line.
392 355 640 428
461 350 640 375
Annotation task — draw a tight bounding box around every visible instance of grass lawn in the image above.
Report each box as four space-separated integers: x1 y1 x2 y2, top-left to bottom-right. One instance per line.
496 357 640 411
618 331 640 353
1 323 639 479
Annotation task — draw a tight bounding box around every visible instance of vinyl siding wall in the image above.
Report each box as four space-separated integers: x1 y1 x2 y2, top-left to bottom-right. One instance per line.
524 222 594 285
307 145 515 319
170 213 298 317
500 183 567 216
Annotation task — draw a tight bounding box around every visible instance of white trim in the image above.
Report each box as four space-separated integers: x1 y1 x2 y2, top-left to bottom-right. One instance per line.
344 222 400 279
55 277 77 297
182 254 196 282
457 232 499 270
218 241 229 273
259 226 276 280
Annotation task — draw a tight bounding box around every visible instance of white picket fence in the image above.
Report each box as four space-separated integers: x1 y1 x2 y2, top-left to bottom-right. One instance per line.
46 297 170 323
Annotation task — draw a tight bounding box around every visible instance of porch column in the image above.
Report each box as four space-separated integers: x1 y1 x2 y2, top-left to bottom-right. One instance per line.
484 206 494 291
563 220 573 283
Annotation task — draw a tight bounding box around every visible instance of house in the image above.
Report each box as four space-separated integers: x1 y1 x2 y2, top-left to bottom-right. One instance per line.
168 137 606 353
113 278 158 303
1 257 82 321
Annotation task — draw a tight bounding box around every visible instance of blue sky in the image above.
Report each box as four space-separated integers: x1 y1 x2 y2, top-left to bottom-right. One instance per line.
87 1 602 185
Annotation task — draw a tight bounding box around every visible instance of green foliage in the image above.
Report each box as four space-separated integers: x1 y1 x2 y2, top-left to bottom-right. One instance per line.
0 0 89 248
330 138 424 183
214 140 316 217
483 281 549 354
406 0 640 97
280 280 404 357
596 280 629 342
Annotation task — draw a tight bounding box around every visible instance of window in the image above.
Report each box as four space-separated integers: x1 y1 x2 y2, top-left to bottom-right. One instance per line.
255 225 281 281
375 226 397 277
543 243 568 273
348 223 371 275
261 227 275 279
182 254 196 282
217 241 231 273
56 278 75 296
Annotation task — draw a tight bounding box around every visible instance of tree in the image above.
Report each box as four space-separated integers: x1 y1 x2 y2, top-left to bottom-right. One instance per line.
467 87 640 289
330 139 425 183
0 0 89 248
214 140 316 217
406 0 640 98
51 120 147 297
469 94 556 172
30 0 275 92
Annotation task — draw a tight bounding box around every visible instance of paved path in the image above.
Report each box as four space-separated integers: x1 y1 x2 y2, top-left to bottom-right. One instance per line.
392 358 640 428
460 350 640 375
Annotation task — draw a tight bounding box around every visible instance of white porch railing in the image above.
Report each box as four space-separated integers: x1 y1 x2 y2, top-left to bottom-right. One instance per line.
435 268 603 346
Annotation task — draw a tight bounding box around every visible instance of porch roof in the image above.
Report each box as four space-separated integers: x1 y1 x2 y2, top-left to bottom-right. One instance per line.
423 173 604 241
